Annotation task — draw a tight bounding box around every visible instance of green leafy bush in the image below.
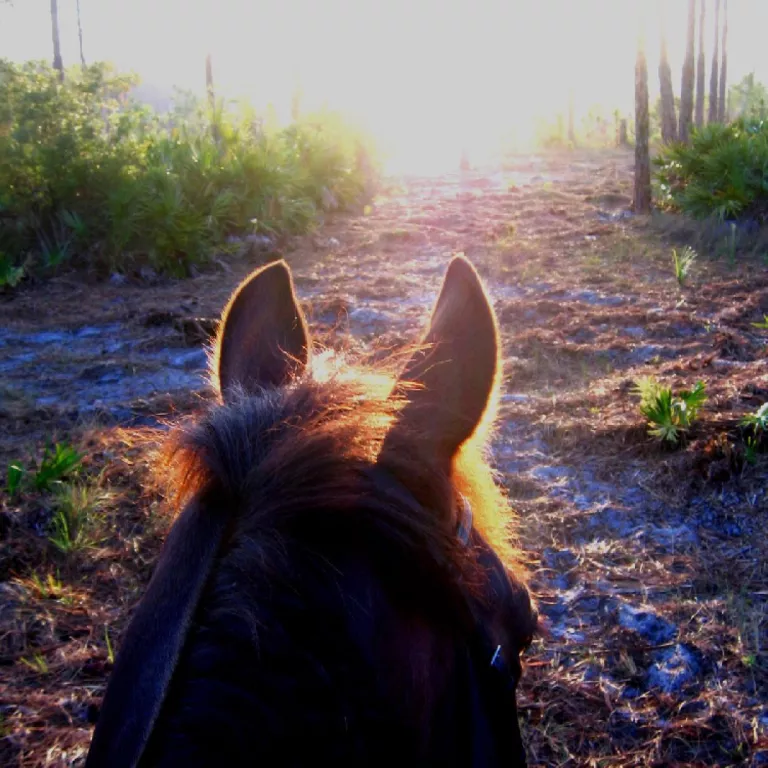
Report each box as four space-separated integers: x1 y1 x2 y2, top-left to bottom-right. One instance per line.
655 119 768 221
0 60 378 279
0 61 152 269
634 377 707 444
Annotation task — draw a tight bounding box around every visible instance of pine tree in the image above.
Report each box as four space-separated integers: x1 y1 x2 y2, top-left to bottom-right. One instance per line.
659 18 677 142
718 0 728 121
634 32 651 213
679 0 696 142
708 0 721 123
77 0 86 66
50 0 63 82
695 0 706 126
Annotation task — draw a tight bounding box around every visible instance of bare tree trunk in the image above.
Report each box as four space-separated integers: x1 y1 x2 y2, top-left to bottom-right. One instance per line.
50 0 63 82
695 0 706 126
567 92 575 146
634 34 651 214
619 118 629 147
718 0 728 121
205 54 220 144
659 20 677 143
76 0 86 66
205 53 215 110
679 0 696 142
708 0 720 123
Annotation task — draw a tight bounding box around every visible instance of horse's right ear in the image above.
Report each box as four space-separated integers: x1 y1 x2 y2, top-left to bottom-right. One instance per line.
215 260 310 401
382 255 499 468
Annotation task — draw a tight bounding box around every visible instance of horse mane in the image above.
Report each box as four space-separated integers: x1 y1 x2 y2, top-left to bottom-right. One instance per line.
160 353 523 589
135 355 529 763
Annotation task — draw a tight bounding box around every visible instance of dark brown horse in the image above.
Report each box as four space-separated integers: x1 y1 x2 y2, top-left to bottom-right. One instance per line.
86 255 537 767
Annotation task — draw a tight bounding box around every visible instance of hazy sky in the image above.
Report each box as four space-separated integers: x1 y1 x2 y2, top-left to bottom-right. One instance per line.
2 1 767 169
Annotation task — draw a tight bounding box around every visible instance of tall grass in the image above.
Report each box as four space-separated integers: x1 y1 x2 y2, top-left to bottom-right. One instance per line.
0 60 378 280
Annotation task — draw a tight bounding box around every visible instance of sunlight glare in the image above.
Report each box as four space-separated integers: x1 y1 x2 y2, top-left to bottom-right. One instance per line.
2 0 767 174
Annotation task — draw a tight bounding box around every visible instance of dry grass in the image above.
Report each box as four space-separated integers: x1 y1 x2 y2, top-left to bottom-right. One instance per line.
1 149 767 765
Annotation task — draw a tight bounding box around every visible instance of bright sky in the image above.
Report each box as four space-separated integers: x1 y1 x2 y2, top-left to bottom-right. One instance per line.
2 0 767 171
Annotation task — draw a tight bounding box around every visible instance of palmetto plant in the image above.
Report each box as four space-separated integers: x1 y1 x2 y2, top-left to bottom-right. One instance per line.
741 402 768 434
741 402 768 464
634 377 707 444
655 119 768 223
33 442 83 491
672 246 696 286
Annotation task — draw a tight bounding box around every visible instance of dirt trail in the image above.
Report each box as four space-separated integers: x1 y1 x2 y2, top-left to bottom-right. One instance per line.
2 149 768 766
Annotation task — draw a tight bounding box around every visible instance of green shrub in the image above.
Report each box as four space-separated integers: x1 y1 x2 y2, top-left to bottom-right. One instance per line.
0 59 378 279
634 377 707 444
0 252 24 288
655 119 768 221
0 61 152 265
33 443 82 491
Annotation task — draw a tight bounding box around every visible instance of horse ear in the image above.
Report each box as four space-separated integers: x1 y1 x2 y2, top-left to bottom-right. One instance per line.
215 260 310 400
86 497 228 768
386 255 499 465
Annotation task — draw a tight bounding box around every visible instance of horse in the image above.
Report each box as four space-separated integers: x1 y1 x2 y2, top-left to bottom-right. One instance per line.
85 254 538 767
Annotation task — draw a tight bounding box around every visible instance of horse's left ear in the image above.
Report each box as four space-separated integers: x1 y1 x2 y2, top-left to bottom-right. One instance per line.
215 260 310 401
86 495 227 768
385 255 499 466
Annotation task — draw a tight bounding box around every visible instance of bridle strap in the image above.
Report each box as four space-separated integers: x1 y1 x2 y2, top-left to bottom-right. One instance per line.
457 494 473 546
366 466 519 696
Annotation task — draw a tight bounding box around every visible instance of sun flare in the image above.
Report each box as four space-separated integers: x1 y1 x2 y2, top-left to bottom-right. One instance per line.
2 0 768 173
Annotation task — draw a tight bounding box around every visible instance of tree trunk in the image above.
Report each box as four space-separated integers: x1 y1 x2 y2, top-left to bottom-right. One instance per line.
634 34 652 214
568 92 576 146
708 0 720 123
205 54 220 144
695 0 706 126
205 53 215 109
76 0 86 66
718 0 728 121
50 0 63 81
619 118 629 147
679 0 696 142
658 22 677 143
